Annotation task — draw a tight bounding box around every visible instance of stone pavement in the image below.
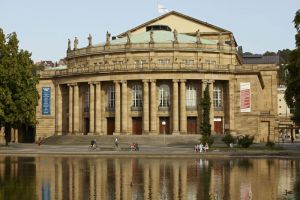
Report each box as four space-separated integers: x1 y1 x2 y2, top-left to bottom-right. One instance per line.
0 142 300 158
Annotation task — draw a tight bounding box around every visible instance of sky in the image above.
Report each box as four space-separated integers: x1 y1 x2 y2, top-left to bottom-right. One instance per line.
0 0 299 62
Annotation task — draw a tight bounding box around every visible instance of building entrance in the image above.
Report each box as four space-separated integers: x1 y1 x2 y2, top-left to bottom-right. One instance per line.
83 118 89 135
187 117 197 134
107 117 115 135
214 117 223 134
159 117 170 135
132 117 142 135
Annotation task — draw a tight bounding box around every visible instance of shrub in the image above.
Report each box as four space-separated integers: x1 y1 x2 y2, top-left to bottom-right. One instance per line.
266 141 275 148
222 133 235 147
237 135 254 148
200 135 214 147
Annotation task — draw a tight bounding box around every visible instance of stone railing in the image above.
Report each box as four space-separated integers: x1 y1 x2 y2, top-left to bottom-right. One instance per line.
39 63 260 78
66 43 236 58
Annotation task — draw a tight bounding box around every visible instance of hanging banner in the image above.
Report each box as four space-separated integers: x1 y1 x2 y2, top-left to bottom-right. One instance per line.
42 87 51 115
240 82 251 112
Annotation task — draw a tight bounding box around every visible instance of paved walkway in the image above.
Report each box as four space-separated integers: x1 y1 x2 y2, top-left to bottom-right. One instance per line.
0 142 300 158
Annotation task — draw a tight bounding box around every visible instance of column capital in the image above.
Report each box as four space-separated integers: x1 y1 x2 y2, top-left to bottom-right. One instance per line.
202 79 209 84
180 79 186 83
88 81 95 85
114 80 120 84
94 81 101 85
172 79 179 83
150 79 156 83
121 80 127 84
208 80 215 84
67 83 77 87
142 79 150 83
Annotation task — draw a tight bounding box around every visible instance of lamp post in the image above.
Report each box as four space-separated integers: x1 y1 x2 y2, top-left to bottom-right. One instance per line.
162 120 166 145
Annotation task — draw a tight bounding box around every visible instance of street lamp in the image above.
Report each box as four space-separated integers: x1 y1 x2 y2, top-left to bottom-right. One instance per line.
162 120 166 145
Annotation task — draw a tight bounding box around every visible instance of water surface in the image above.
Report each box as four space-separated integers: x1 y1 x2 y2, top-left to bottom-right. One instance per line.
0 156 299 200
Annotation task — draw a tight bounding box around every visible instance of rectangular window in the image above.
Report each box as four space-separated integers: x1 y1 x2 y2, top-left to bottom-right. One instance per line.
84 87 89 112
182 59 194 65
158 59 170 65
213 84 222 108
107 86 115 109
134 60 147 68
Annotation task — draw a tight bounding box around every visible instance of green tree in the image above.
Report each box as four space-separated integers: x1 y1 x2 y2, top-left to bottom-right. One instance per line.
285 10 300 126
0 29 39 145
200 85 211 136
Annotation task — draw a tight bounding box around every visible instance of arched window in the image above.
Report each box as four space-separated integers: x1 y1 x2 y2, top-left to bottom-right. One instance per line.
186 84 197 107
132 84 142 108
213 84 222 108
159 84 170 107
107 86 115 109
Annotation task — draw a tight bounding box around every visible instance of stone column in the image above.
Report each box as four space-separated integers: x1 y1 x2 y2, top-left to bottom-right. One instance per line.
56 84 62 135
172 80 180 134
89 82 95 134
150 80 157 134
208 80 215 132
68 84 73 134
89 162 95 200
73 83 79 134
180 163 187 200
121 81 128 134
180 80 187 134
95 82 102 135
229 79 235 133
143 80 149 134
114 81 121 134
115 159 121 200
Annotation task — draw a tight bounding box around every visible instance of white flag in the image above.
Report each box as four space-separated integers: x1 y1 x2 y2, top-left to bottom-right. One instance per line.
158 4 169 14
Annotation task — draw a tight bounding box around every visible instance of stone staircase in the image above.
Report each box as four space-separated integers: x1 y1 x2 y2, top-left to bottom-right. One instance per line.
42 134 225 147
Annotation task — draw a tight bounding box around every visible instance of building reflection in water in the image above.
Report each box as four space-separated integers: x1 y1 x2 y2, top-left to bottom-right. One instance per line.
0 156 300 200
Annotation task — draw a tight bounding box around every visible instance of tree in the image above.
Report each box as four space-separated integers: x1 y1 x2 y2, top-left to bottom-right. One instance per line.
200 85 211 136
0 29 39 145
285 10 300 126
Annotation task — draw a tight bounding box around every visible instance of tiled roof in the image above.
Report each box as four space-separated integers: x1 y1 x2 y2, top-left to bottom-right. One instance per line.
243 54 279 64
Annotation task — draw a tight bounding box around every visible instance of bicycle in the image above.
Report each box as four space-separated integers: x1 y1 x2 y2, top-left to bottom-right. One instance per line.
88 144 101 152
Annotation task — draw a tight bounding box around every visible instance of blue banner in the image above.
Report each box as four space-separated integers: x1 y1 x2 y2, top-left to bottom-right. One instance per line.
42 87 51 115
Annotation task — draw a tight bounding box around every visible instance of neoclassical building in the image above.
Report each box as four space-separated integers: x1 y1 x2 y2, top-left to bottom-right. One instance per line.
36 11 278 141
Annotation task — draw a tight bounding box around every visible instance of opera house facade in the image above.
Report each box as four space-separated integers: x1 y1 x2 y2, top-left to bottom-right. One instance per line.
36 11 278 142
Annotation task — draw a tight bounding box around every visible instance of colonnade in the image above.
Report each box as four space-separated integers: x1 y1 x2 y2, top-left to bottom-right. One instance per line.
55 79 220 135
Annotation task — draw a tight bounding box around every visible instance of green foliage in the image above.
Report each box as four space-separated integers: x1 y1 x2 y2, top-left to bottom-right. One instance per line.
200 135 214 147
222 133 235 147
263 51 276 56
200 85 211 136
237 135 254 148
0 28 39 142
285 10 300 126
266 141 275 148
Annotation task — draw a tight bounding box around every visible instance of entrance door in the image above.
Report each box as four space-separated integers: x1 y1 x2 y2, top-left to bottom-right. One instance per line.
214 117 223 134
132 117 142 135
159 117 170 134
84 118 89 135
187 117 197 134
107 117 115 135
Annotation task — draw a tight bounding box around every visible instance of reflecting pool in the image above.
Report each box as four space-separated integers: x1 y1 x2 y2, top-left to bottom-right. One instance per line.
0 156 299 200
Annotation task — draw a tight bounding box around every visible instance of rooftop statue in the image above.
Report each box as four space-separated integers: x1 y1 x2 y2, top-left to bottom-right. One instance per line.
67 39 71 51
150 31 154 43
106 31 111 45
74 37 78 50
230 34 235 46
173 29 178 43
196 29 201 44
88 34 92 47
126 32 131 44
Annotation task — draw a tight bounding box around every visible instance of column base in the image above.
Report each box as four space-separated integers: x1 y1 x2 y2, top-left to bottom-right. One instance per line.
149 131 158 135
172 131 180 135
88 132 95 135
113 132 121 135
180 131 187 135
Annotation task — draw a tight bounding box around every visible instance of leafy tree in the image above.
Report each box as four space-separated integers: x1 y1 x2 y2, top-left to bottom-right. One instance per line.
200 85 211 136
277 49 291 85
285 10 300 126
0 29 39 145
263 51 276 56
